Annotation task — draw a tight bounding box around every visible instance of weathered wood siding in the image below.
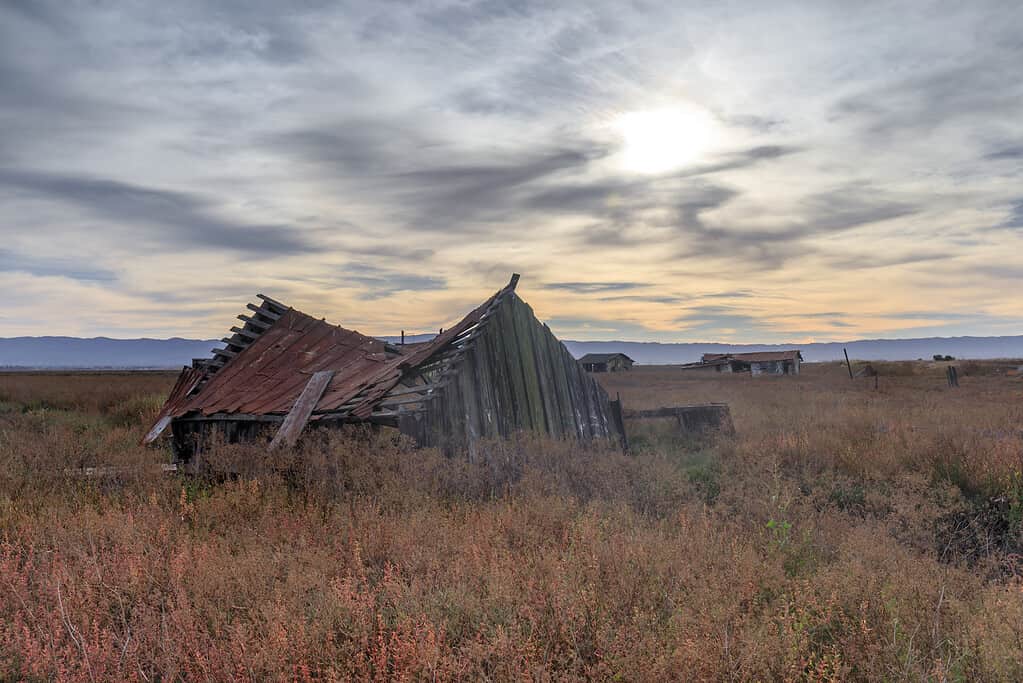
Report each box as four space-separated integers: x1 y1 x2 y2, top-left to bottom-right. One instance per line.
413 293 623 456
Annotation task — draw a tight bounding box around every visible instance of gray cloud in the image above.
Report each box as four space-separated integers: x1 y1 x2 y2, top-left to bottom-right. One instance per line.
667 182 919 270
834 54 1023 139
675 145 801 178
1002 200 1023 228
824 250 955 270
598 294 688 305
338 263 446 300
0 248 116 282
0 169 315 256
673 305 777 337
544 281 647 293
985 145 1023 160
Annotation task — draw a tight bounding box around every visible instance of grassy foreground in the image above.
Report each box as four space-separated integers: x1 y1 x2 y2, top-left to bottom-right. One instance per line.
0 363 1021 681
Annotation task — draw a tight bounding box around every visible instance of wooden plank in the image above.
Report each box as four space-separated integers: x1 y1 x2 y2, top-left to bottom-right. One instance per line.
247 303 281 320
544 323 575 438
487 305 514 437
527 303 560 436
377 394 433 408
459 349 482 460
230 325 262 341
237 314 271 330
504 293 533 430
380 383 443 399
256 293 289 315
472 321 499 439
269 370 335 449
143 415 173 444
173 413 285 423
509 295 544 430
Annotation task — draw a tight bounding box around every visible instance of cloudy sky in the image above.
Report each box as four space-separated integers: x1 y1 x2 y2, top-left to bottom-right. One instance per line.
1 0 1022 342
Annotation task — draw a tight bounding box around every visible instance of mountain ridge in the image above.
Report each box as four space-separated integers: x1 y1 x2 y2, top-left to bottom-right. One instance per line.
1 334 1020 368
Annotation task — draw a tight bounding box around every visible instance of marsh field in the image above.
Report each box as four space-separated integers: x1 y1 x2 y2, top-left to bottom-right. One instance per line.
1 363 1021 681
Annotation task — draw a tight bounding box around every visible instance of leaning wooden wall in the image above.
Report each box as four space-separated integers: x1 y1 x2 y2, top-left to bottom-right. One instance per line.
414 293 623 457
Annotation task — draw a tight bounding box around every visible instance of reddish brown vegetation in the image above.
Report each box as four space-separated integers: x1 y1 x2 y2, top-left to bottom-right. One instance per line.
0 364 1021 681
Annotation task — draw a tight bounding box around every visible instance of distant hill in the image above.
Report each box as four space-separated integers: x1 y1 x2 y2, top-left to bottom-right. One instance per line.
0 334 1020 369
0 336 218 369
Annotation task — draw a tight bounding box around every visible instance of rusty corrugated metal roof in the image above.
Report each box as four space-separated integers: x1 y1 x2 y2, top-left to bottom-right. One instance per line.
144 280 508 441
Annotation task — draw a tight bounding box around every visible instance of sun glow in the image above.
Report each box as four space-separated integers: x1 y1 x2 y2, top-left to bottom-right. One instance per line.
615 105 719 174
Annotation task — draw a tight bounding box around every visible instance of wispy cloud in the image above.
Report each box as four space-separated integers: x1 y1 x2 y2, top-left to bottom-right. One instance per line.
0 169 315 256
544 281 647 293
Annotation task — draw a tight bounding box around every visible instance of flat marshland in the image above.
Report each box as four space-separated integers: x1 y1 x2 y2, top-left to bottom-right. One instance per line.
1 363 1021 680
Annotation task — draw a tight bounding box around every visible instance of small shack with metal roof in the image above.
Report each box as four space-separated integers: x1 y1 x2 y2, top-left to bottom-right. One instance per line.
578 352 635 373
680 350 803 376
144 275 625 464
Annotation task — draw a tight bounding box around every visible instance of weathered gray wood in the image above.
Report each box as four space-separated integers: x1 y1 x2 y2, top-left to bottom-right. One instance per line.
269 370 335 449
378 394 435 408
174 413 285 423
221 332 249 345
230 326 262 341
381 383 443 399
247 303 280 320
211 347 237 360
256 293 289 315
143 415 173 444
237 314 272 330
625 404 735 436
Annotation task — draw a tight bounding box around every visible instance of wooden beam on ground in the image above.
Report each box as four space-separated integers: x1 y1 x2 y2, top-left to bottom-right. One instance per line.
270 371 335 449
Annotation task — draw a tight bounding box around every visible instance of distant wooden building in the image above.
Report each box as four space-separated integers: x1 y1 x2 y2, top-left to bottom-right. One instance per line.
680 350 802 376
579 352 635 373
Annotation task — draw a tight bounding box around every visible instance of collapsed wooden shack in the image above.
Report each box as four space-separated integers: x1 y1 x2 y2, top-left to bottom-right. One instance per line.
679 350 802 376
144 275 625 462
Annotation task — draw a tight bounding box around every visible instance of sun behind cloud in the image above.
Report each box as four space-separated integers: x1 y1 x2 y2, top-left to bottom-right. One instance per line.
614 105 720 174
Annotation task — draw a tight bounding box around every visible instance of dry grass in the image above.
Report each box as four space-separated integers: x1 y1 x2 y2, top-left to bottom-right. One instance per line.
0 364 1021 681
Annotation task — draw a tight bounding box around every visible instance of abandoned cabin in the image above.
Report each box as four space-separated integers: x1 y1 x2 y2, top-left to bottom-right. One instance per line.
144 275 626 463
680 350 803 376
578 352 635 373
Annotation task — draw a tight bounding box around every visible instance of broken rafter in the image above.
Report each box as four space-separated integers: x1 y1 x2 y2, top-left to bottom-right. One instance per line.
212 347 237 360
229 326 261 341
247 303 280 321
237 314 271 330
256 294 289 316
